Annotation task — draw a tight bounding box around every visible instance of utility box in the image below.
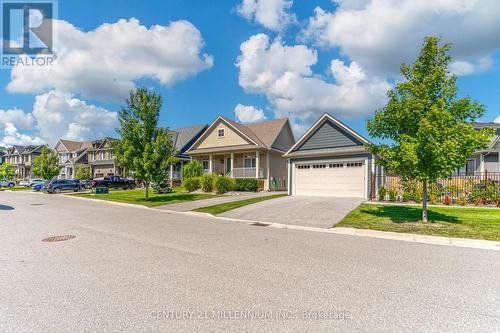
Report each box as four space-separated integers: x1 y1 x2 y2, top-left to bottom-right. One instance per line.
95 187 109 194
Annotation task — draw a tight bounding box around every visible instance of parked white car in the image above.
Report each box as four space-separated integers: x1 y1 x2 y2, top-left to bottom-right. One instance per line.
18 179 30 187
0 179 16 188
28 179 45 187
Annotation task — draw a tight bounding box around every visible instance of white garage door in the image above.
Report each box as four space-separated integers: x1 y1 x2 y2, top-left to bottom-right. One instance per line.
293 161 366 197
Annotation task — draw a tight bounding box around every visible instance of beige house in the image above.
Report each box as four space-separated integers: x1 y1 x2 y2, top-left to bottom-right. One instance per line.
2 145 44 180
87 138 122 178
187 116 295 191
54 139 94 179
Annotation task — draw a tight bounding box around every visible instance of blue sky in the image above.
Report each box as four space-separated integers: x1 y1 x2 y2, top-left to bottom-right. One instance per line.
1 0 499 147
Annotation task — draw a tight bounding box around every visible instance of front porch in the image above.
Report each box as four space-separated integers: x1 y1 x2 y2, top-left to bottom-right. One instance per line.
192 151 269 189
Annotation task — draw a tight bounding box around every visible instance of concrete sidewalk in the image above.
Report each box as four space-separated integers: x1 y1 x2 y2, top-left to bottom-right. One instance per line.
154 191 286 212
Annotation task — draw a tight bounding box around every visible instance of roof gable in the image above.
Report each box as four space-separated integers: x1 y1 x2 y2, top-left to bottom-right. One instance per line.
285 113 369 155
191 118 254 150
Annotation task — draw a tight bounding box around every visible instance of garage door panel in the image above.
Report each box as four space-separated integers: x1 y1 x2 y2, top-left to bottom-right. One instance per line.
294 161 366 198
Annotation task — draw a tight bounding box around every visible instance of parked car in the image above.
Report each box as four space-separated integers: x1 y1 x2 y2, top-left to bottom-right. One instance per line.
92 176 136 190
19 179 30 187
43 179 82 194
28 179 45 187
0 179 16 188
32 180 50 191
80 178 93 189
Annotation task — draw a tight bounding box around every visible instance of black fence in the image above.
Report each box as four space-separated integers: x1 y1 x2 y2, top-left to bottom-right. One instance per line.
373 172 500 205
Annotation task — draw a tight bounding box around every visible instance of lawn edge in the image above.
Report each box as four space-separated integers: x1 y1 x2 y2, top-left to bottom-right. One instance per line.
192 193 288 215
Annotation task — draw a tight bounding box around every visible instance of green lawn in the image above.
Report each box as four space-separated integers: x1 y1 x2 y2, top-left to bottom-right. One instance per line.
72 188 218 207
336 204 500 241
193 194 288 215
0 186 32 191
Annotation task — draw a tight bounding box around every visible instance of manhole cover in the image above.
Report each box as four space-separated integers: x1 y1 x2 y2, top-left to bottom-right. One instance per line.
42 235 76 242
249 222 270 227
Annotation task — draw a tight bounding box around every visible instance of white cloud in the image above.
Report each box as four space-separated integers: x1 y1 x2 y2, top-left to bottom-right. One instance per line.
236 33 390 129
301 0 500 76
494 116 500 123
234 104 266 123
450 57 493 76
0 108 35 129
0 123 44 147
237 0 296 31
32 90 119 145
7 18 213 101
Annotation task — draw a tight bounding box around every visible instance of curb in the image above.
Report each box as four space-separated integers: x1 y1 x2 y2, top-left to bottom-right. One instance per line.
62 193 500 251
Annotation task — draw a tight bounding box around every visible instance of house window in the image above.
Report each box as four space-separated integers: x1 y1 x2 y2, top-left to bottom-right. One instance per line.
466 158 476 175
346 162 363 167
202 160 209 170
244 157 256 168
218 128 225 137
312 164 326 169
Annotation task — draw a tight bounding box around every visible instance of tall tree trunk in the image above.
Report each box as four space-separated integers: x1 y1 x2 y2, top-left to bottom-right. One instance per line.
145 181 149 201
422 180 428 223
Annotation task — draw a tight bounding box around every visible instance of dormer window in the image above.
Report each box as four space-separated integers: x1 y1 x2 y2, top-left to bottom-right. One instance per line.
218 128 225 138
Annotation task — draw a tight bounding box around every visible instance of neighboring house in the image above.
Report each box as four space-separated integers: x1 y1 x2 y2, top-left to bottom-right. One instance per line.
284 113 376 198
0 147 5 165
168 124 208 185
87 138 122 178
54 139 94 179
457 122 500 174
187 116 295 191
2 145 44 180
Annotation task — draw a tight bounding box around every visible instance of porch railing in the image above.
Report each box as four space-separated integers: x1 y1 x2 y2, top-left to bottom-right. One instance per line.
230 167 265 179
172 171 182 180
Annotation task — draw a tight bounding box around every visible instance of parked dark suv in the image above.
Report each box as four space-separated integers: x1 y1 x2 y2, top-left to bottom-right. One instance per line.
43 179 83 194
92 176 136 189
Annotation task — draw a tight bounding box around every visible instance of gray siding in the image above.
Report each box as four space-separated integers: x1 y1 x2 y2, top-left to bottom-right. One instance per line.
485 153 499 172
296 120 362 151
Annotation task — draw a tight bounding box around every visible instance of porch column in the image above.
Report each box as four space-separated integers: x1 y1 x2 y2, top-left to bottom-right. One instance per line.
230 152 234 178
479 154 485 173
209 154 213 173
169 164 174 187
255 151 260 178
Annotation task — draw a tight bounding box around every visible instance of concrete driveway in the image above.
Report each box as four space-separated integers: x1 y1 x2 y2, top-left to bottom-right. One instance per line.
220 195 366 228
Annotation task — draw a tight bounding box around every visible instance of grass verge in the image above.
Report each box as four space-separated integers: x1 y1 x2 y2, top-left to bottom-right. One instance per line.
193 194 288 215
336 204 500 241
71 188 218 207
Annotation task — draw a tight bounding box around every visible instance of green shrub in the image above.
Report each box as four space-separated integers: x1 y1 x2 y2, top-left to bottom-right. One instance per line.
429 194 438 204
201 173 216 192
378 187 387 201
183 160 203 179
184 177 201 192
401 192 412 202
215 176 234 194
414 188 423 203
388 189 398 202
233 178 259 192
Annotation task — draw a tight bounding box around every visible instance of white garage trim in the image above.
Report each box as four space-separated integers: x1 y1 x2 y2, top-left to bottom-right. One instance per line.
291 157 369 198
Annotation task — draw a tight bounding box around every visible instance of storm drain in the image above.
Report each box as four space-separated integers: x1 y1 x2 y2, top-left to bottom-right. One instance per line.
30 203 44 206
249 222 270 227
42 235 76 242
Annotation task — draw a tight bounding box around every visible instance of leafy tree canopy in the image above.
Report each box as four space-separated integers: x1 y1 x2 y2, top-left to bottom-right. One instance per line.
32 146 60 180
367 36 494 221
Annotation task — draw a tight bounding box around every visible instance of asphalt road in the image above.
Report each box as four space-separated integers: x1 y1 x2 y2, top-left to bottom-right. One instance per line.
1 191 499 332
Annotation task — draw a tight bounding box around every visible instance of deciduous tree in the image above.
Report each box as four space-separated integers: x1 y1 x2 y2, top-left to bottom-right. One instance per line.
114 88 177 201
367 37 493 222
